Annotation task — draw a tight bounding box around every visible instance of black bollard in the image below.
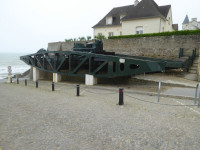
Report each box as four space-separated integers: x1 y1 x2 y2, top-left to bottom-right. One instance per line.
10 77 12 83
76 85 80 96
119 88 124 105
25 79 27 86
17 78 19 84
36 80 38 88
52 82 54 91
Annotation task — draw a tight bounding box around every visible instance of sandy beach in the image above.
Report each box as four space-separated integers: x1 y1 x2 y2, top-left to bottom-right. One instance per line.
0 80 200 149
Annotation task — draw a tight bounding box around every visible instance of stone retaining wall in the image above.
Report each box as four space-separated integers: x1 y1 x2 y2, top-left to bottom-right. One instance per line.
48 41 87 51
48 35 200 58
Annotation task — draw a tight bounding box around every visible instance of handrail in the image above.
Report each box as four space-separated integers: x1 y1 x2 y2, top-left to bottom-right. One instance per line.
195 83 200 104
199 91 200 108
179 48 183 58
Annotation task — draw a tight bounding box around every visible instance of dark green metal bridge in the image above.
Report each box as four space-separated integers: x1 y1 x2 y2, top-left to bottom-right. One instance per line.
20 41 196 78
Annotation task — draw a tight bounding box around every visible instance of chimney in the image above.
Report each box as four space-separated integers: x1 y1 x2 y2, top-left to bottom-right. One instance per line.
134 0 139 6
192 18 197 22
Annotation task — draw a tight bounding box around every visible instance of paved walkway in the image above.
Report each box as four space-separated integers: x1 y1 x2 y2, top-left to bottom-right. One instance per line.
162 87 196 98
133 73 200 99
134 73 198 87
0 81 199 150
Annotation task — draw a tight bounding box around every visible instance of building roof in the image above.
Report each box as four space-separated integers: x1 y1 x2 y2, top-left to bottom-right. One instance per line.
183 15 189 24
93 5 135 28
172 24 178 31
93 0 171 28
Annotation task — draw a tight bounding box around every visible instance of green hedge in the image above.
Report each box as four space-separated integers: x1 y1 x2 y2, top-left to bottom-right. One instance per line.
108 29 200 39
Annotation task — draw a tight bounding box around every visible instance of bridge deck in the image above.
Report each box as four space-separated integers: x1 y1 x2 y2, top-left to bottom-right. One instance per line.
20 49 196 78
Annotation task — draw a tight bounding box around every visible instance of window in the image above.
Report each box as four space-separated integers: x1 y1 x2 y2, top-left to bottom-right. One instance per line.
108 32 114 37
106 16 113 25
120 15 126 24
168 17 171 25
136 26 143 34
120 15 126 20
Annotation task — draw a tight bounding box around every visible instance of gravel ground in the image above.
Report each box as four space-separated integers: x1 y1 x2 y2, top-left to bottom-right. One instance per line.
0 80 200 150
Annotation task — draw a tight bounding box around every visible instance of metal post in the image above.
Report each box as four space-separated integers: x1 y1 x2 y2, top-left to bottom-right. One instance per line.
17 78 19 84
36 80 38 88
158 82 161 102
76 85 80 96
52 82 54 91
198 91 200 108
195 83 199 104
179 48 181 58
10 77 12 83
119 88 124 105
25 79 27 86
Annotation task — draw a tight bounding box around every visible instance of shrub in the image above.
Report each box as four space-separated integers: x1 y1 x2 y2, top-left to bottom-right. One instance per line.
65 38 73 42
95 34 106 40
108 29 200 39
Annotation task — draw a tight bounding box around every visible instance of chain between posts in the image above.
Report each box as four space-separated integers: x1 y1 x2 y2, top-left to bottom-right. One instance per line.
13 79 200 108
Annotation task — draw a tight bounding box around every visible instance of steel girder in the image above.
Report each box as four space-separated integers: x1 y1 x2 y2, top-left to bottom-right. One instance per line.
20 51 166 78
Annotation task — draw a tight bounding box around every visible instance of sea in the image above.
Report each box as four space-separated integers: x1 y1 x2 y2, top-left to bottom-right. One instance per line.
0 53 30 79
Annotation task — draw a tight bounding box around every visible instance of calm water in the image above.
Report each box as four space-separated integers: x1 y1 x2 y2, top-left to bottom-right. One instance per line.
0 53 30 79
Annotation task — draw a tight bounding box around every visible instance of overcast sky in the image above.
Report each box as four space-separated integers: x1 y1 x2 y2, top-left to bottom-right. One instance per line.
0 0 199 53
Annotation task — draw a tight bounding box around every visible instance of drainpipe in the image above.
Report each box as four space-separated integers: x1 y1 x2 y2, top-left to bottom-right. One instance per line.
159 18 162 32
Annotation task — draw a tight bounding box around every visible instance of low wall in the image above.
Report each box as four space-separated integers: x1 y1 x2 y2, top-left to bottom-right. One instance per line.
48 35 200 58
48 41 88 51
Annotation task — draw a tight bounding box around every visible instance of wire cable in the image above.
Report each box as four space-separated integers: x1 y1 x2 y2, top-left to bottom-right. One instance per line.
125 94 197 107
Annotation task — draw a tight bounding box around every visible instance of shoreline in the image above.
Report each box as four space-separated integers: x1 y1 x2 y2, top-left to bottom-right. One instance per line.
0 68 30 80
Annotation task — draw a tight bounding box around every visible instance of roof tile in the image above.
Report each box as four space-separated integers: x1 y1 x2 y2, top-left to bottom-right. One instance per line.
93 0 171 28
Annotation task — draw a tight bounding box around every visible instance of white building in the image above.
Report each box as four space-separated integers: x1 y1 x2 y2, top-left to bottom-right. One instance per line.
93 0 178 38
182 15 200 30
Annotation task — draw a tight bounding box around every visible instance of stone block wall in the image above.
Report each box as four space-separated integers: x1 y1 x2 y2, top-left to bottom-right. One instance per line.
103 35 200 58
48 41 91 51
48 35 200 59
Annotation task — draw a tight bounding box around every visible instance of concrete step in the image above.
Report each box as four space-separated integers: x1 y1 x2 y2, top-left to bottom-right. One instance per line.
184 73 197 81
183 54 192 57
189 70 197 74
193 60 198 63
193 64 198 67
190 65 197 70
193 59 198 64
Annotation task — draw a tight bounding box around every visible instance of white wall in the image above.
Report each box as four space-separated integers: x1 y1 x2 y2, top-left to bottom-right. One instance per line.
93 26 122 38
94 9 175 37
161 8 174 32
182 22 200 30
182 17 200 30
122 17 161 35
